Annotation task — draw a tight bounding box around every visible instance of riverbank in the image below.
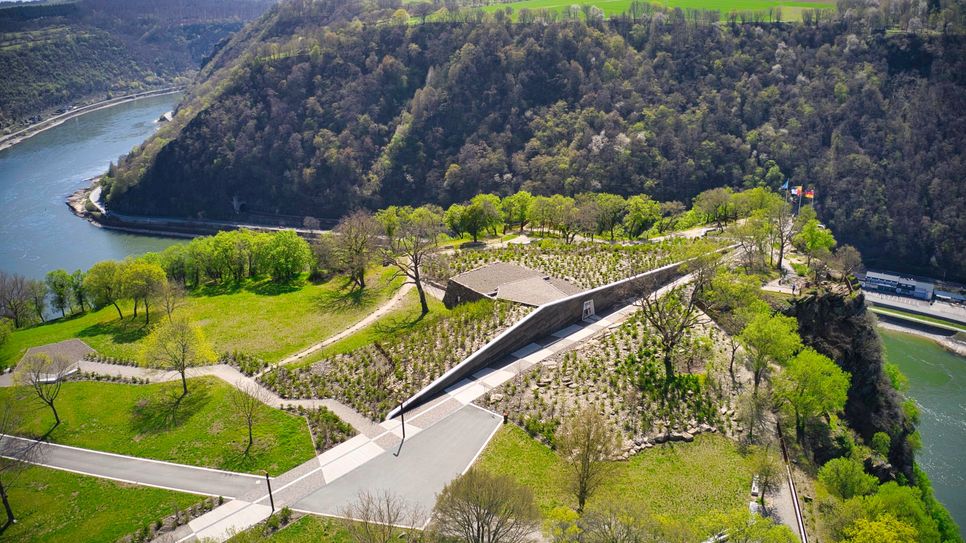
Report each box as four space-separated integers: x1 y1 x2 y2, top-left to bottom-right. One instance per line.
875 318 966 357
0 87 184 152
68 182 332 239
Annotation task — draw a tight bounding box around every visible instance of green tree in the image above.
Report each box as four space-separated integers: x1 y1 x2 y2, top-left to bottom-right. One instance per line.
871 432 891 458
141 318 215 397
594 193 626 241
121 261 167 323
693 187 734 228
460 194 502 242
637 284 702 382
818 457 878 500
623 194 661 238
774 348 850 443
501 191 532 233
261 230 311 283
45 269 72 318
843 514 918 543
83 260 125 319
0 319 11 347
739 311 802 392
445 203 468 239
795 219 836 267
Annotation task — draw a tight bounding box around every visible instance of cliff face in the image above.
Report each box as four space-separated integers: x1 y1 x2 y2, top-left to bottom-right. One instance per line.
791 292 915 480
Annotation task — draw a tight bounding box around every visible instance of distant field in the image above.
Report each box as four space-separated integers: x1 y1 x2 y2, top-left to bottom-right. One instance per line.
465 0 834 21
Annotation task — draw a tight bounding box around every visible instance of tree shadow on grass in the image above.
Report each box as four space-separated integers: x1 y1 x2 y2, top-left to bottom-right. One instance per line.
370 310 427 338
76 317 151 345
130 385 211 435
190 278 301 298
315 282 376 312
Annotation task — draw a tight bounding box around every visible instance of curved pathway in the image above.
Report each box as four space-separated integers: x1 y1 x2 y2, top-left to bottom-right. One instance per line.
259 282 415 376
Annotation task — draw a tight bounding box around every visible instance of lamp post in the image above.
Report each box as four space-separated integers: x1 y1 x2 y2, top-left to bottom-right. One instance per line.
265 472 275 513
394 401 406 457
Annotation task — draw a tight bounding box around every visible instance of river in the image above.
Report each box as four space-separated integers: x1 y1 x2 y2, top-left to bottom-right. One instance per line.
880 328 966 530
0 93 184 280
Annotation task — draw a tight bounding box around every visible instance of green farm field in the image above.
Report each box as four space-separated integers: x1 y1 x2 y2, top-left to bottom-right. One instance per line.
469 0 834 21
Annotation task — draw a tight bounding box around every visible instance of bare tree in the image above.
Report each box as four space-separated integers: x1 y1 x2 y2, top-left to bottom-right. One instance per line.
0 397 44 528
736 389 770 444
636 283 702 381
158 281 186 321
0 272 32 329
555 407 620 513
432 468 539 543
341 490 420 543
229 380 265 454
767 200 795 271
334 210 381 290
14 353 72 426
27 280 47 323
380 206 444 316
832 245 864 293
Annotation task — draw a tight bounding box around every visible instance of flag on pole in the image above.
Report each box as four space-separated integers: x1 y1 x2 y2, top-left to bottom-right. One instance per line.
780 180 789 191
791 186 802 196
805 189 815 199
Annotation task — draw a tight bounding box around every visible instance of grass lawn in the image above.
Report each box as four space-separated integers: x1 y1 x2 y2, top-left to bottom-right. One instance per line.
0 267 403 369
0 376 315 474
470 0 834 21
476 424 754 521
228 515 352 542
2 465 199 543
294 287 452 368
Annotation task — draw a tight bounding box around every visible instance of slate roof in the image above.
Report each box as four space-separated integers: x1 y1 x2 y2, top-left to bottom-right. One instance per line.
451 262 582 306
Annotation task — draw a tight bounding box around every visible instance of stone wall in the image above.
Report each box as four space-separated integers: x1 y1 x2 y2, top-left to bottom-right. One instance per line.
442 280 489 309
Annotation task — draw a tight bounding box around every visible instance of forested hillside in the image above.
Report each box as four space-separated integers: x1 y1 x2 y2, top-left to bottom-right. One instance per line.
103 0 966 279
0 0 275 131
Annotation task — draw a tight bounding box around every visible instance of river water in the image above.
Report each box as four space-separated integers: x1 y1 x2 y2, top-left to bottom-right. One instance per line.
880 329 966 531
0 93 184 280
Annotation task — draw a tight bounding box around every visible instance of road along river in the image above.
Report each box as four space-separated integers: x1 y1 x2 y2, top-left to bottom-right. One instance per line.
0 93 184 279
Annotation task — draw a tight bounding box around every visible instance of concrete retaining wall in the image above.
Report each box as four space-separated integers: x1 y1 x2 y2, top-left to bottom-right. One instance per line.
388 258 693 419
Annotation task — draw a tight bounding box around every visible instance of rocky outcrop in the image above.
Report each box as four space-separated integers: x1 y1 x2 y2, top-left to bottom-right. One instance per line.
790 292 916 481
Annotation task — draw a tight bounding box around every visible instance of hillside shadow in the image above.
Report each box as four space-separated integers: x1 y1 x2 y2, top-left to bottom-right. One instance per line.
77 317 151 344
130 385 210 435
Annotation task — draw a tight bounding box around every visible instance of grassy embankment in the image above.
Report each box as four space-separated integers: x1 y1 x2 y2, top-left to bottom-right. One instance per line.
467 0 834 22
868 305 966 333
0 376 315 474
2 466 200 543
476 424 754 521
293 286 452 367
0 267 402 369
227 515 352 543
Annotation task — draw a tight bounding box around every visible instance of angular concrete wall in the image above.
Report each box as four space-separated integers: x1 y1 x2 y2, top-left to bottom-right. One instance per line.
388 257 696 419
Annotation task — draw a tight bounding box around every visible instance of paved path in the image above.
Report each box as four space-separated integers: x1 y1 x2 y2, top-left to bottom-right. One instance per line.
0 435 262 498
264 283 415 376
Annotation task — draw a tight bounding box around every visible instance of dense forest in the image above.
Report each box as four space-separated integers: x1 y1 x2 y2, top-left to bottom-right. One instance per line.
0 0 275 131
103 0 966 279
